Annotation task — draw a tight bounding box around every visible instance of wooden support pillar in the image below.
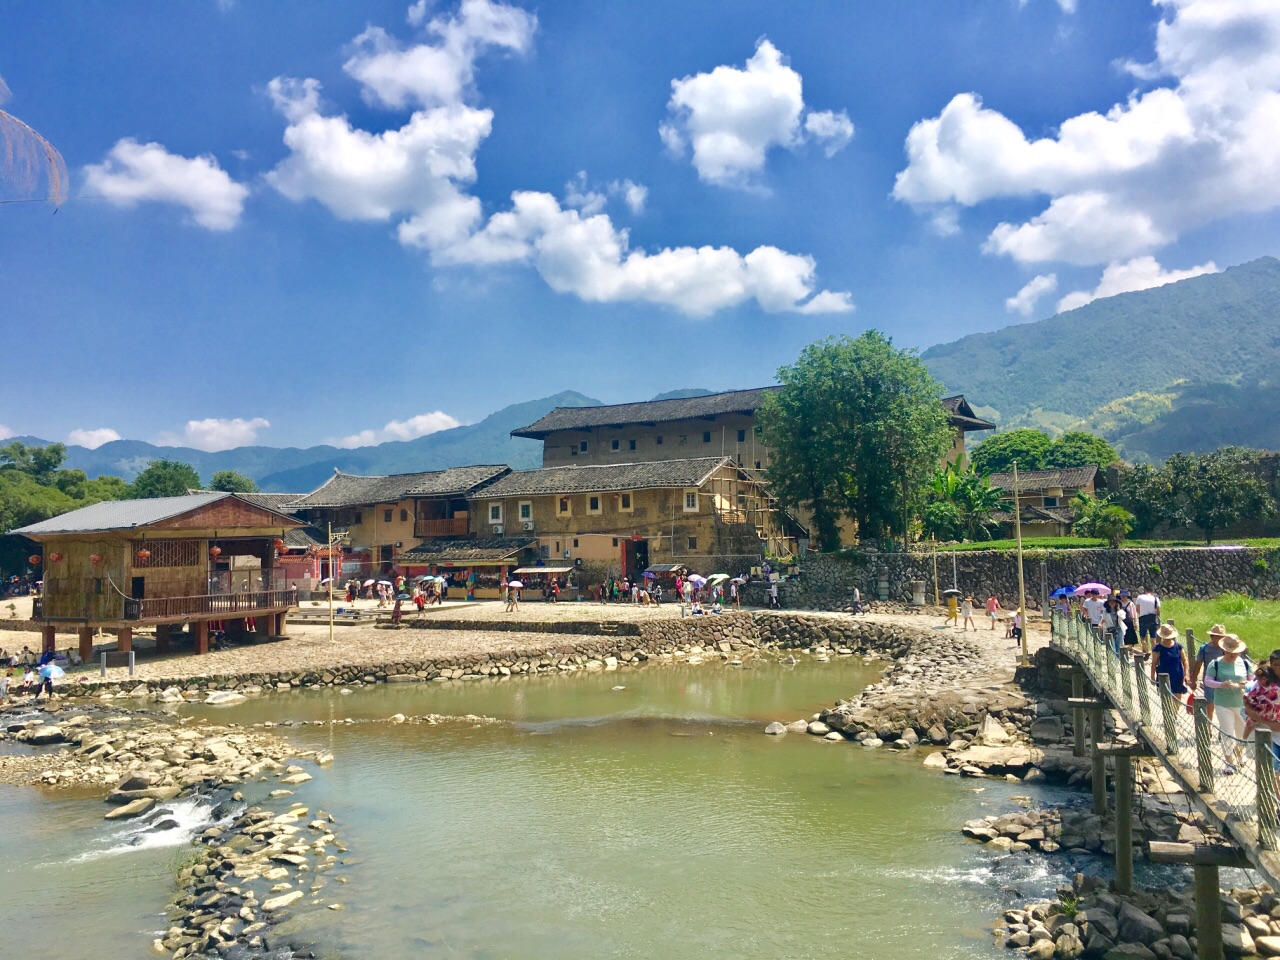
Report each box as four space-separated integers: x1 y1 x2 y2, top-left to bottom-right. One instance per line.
1071 670 1086 757
194 620 209 655
116 627 132 653
255 614 270 636
1149 842 1251 960
155 623 171 654
41 624 56 653
275 612 288 636
1097 745 1155 895
77 627 93 663
1071 697 1109 814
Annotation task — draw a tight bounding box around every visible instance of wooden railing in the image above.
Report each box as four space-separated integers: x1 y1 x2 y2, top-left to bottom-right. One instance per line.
414 517 469 538
124 588 298 621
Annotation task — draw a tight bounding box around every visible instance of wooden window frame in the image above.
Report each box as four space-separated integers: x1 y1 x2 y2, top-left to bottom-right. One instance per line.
488 503 503 524
683 489 699 513
618 492 633 513
557 497 573 517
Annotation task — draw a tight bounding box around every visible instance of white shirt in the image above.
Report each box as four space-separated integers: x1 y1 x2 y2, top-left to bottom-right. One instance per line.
1083 597 1105 624
1136 592 1160 617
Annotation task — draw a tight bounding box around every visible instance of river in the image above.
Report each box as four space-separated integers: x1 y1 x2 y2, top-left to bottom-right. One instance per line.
1 655 1085 959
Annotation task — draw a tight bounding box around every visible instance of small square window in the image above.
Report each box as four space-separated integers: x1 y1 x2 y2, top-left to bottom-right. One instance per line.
384 509 392 523
687 536 698 550
573 538 579 548
1043 496 1059 508
588 495 601 513
702 431 711 443
612 537 619 547
611 439 620 451
737 429 746 443
684 491 698 512
628 439 636 450
488 504 502 523
620 493 632 511
655 435 663 445
579 441 588 452
558 497 572 516
354 511 363 524
400 509 408 522
519 502 532 520
754 460 762 470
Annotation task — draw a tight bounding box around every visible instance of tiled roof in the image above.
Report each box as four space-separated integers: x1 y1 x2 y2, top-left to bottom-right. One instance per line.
282 525 326 549
395 537 537 563
513 385 995 438
990 465 1098 494
476 458 731 498
11 493 299 537
992 504 1078 525
291 465 510 508
238 493 306 514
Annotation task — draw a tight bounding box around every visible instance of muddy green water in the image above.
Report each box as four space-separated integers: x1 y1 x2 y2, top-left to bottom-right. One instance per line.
0 657 1081 959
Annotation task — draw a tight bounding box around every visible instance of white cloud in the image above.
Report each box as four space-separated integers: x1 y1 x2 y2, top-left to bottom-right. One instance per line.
662 39 853 187
1005 274 1058 316
83 138 249 230
893 0 1280 265
67 428 121 449
1057 256 1219 311
167 417 270 452
266 6 850 318
406 0 433 27
0 424 13 441
332 410 463 448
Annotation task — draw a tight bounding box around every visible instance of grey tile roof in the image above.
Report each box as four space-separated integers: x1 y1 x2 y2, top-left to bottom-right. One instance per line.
992 504 1078 525
512 387 779 438
283 525 326 549
990 465 1098 494
513 385 995 438
238 493 305 514
11 493 299 537
475 458 731 498
395 537 537 563
291 466 511 508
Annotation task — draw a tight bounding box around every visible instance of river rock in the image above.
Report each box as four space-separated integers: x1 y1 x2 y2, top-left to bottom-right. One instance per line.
25 726 65 745
1056 933 1085 959
861 738 883 748
1254 936 1280 956
280 772 312 785
202 739 240 763
1224 925 1254 956
205 691 247 705
923 752 949 770
262 890 304 912
1117 904 1165 946
105 797 156 820
1166 935 1192 960
807 721 830 736
764 722 787 736
949 744 1043 770
823 731 845 742
1028 938 1057 959
1104 945 1156 960
1030 717 1065 742
785 720 809 733
977 715 1009 744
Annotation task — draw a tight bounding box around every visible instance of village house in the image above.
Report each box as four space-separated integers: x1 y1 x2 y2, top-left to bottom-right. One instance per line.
15 492 304 658
287 465 510 585
467 456 804 582
989 465 1099 537
511 387 994 471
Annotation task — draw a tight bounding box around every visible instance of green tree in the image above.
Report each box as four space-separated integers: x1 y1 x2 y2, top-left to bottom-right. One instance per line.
1072 494 1135 548
0 441 68 485
1114 463 1170 537
209 470 258 493
923 463 1003 541
1045 432 1119 470
969 429 1053 475
1165 448 1274 544
130 459 202 499
760 331 952 549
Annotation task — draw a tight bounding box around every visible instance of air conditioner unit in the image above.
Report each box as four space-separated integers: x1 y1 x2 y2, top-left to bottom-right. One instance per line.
492 524 504 535
563 550 572 559
522 521 535 531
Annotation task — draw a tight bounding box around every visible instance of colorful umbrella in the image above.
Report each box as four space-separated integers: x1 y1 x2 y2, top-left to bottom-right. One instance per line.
364 578 377 586
687 574 707 584
507 580 524 588
39 663 65 680
730 577 747 584
1072 583 1111 597
1049 585 1076 599
707 573 730 583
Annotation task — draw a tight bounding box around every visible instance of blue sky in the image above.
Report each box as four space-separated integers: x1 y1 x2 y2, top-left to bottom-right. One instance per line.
2 0 1278 452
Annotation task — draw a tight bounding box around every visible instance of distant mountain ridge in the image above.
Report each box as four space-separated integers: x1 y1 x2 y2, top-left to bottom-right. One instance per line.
24 391 602 492
922 256 1280 461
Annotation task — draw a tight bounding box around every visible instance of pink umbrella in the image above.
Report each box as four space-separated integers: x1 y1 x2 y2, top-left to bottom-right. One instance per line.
1072 583 1111 596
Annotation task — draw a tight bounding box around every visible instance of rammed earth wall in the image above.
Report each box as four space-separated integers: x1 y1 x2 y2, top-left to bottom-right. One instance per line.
745 546 1280 610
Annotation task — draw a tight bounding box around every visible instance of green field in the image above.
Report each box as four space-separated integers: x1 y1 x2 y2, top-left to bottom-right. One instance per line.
1163 595 1280 660
942 538 1280 553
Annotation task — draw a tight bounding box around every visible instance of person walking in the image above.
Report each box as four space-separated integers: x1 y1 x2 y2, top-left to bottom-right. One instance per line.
1118 590 1140 650
1151 623 1189 694
960 596 976 631
1203 634 1250 773
1190 623 1228 719
1082 591 1106 641
1244 650 1280 774
1135 586 1162 654
985 594 1002 630
943 593 959 628
768 580 780 610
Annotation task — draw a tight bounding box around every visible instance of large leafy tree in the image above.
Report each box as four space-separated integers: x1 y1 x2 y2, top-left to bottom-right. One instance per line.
0 441 69 485
1115 463 1171 537
969 429 1054 474
130 459 202 499
209 470 258 493
922 463 1003 542
1165 448 1274 544
760 331 952 549
1044 432 1119 470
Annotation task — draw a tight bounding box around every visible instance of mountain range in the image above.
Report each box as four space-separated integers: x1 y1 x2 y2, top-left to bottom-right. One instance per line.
13 257 1279 484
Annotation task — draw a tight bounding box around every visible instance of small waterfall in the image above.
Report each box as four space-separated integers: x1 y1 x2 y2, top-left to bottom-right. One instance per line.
68 791 240 863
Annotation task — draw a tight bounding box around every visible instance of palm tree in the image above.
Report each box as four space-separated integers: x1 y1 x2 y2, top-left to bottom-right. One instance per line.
0 77 67 204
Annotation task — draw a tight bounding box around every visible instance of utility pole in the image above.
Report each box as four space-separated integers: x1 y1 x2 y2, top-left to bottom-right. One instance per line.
1013 461 1029 662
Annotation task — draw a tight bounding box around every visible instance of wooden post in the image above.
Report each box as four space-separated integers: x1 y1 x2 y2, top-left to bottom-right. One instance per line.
1090 705 1107 815
194 620 209 655
1257 730 1278 850
116 627 132 653
1195 863 1224 960
274 611 287 635
155 623 171 653
255 614 269 636
41 624 56 653
1072 670 1086 757
1158 672 1178 753
1194 696 1215 794
1114 754 1134 894
77 626 93 663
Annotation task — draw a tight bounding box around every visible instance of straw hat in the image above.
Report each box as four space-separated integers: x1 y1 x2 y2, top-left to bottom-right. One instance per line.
1157 623 1179 641
1208 623 1229 640
1220 634 1246 655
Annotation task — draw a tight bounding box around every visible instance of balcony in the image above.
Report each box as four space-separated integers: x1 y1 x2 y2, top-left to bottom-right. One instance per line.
124 588 298 622
414 517 469 538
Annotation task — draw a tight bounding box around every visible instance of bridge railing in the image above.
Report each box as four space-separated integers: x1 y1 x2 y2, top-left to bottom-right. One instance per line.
1051 611 1278 850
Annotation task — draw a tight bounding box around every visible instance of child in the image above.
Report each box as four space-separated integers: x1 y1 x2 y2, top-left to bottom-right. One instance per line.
0 668 11 702
960 597 976 632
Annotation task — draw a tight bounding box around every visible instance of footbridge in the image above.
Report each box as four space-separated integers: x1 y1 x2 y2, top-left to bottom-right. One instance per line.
1050 613 1280 958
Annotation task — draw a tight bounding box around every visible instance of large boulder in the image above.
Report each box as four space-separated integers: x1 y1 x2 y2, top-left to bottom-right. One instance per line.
24 726 65 746
1117 904 1165 946
105 797 156 820
1103 946 1156 960
764 722 787 736
977 714 1010 744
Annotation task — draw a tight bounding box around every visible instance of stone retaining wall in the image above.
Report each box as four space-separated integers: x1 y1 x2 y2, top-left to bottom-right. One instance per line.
56 612 923 701
746 545 1280 610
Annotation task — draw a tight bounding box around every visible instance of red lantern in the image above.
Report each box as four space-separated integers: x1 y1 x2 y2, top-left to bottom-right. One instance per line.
89 554 102 566
209 546 222 558
28 554 41 566
135 548 151 563
273 538 285 549
49 552 63 563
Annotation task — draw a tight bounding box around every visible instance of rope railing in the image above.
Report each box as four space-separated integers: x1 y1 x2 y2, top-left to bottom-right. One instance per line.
1050 611 1279 852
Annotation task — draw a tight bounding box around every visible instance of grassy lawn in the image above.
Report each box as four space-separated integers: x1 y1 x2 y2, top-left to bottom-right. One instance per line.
1163 595 1280 660
942 538 1280 553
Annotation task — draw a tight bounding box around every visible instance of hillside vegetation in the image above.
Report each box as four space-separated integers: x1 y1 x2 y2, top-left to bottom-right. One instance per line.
924 257 1280 461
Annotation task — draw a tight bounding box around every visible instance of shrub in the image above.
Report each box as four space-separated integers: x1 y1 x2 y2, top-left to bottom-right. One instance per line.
1219 592 1257 617
1149 563 1162 576
1254 557 1271 574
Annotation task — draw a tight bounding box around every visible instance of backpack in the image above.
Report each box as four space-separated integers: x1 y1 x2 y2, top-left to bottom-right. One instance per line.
1210 655 1252 681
